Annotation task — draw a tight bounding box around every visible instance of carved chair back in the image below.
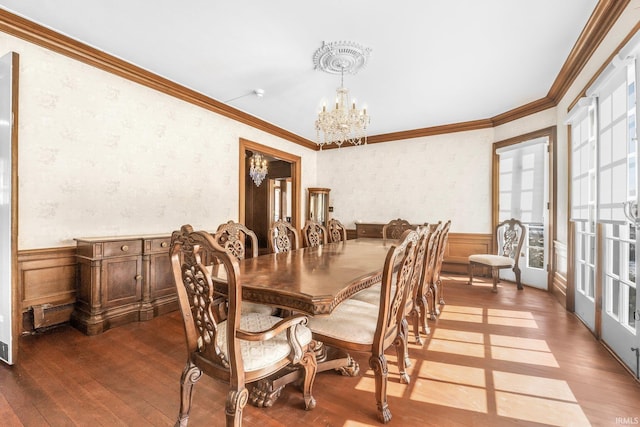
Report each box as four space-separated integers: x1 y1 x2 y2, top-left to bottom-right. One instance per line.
302 220 328 247
170 224 317 425
496 218 525 260
214 220 258 260
382 218 412 241
269 219 300 253
327 218 347 243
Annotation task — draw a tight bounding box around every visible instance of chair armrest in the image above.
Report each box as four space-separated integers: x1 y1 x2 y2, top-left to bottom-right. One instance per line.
236 314 308 342
236 314 310 364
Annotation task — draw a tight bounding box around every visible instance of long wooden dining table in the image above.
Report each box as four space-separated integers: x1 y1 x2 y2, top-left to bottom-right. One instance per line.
235 238 393 407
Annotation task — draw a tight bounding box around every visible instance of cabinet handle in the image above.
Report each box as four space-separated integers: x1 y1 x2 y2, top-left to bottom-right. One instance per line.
121 245 129 252
160 241 168 248
135 275 142 281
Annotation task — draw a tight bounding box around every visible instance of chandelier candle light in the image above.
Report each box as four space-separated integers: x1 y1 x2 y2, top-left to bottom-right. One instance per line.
314 41 371 148
249 153 268 187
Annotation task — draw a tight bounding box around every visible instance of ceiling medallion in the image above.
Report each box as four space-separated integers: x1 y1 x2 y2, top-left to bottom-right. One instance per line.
313 41 371 148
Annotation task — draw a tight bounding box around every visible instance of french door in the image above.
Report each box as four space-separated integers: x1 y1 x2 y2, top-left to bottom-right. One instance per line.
496 134 550 290
569 33 640 377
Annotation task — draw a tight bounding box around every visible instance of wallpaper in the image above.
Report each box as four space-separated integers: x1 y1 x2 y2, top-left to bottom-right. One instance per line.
0 33 316 250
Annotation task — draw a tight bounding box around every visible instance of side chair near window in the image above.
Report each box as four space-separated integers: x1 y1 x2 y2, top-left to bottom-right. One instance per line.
327 218 347 243
307 229 420 424
170 225 317 427
382 218 412 241
214 220 276 316
302 219 328 247
467 218 525 292
410 223 441 342
429 220 451 319
269 218 300 253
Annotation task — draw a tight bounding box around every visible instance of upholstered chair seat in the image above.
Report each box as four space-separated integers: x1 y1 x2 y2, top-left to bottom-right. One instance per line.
216 312 313 372
308 299 378 345
468 254 515 267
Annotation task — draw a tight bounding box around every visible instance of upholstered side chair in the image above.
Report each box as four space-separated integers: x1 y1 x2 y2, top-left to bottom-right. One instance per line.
301 219 328 247
382 218 412 241
468 218 525 292
327 218 347 243
170 225 317 427
214 220 275 316
307 230 420 424
269 219 300 253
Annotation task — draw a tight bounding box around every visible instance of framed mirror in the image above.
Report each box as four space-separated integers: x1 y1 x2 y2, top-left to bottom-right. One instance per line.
307 188 330 227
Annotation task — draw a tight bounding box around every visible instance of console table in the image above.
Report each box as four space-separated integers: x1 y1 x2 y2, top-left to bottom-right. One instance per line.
72 234 177 335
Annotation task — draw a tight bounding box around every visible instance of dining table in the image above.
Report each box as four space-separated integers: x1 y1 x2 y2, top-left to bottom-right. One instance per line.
234 237 394 407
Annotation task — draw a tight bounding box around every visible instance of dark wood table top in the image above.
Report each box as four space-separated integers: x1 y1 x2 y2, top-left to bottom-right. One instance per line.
239 238 392 316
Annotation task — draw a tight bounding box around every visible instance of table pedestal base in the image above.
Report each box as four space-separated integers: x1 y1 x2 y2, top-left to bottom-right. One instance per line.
248 340 358 408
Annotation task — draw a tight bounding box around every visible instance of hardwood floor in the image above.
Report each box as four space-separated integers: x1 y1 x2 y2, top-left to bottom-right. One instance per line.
1 275 639 426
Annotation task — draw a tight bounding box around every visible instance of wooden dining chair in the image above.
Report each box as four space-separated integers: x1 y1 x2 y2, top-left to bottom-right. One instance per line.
269 219 300 253
170 225 317 427
429 220 451 318
382 218 412 241
468 218 525 292
214 220 276 316
327 218 347 243
307 229 419 424
301 219 328 247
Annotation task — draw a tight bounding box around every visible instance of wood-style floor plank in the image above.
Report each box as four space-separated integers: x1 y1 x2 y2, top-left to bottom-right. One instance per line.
0 275 638 426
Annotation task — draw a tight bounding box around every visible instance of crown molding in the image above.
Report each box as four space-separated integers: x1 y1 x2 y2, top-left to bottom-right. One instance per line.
0 1 630 151
0 9 318 150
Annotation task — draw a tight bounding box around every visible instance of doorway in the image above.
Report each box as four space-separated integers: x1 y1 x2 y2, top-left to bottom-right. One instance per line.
239 138 301 254
493 127 555 291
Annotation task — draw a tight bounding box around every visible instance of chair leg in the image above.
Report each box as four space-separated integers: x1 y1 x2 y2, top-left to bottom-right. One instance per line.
299 347 317 410
429 283 440 319
491 267 499 293
370 354 392 424
176 362 202 427
225 387 249 427
410 307 423 345
514 266 523 290
400 318 411 369
418 295 430 336
438 278 445 305
468 262 474 285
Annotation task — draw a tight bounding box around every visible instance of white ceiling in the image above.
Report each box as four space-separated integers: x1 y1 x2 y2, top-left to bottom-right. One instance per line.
0 0 599 142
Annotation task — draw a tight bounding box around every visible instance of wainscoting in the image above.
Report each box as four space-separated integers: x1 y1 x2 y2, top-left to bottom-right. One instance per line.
15 232 499 334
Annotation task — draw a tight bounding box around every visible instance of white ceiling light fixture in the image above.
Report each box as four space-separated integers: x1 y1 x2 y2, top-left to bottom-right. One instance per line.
314 41 371 148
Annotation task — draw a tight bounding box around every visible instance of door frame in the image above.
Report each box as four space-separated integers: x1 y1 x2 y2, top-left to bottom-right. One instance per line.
492 126 557 293
239 138 301 232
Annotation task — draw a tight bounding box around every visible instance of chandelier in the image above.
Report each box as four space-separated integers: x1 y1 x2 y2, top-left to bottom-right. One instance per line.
249 153 268 187
313 41 371 148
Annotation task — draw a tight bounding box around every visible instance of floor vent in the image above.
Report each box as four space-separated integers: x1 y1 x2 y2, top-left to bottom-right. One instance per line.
31 303 74 330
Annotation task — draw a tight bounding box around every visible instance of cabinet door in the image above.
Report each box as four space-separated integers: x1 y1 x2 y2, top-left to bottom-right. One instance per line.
149 253 175 298
102 255 142 308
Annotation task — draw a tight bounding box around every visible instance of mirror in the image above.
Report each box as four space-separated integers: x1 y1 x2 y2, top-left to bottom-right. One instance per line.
307 188 330 227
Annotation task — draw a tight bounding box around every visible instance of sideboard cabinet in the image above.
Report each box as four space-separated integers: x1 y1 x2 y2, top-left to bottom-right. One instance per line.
72 234 177 335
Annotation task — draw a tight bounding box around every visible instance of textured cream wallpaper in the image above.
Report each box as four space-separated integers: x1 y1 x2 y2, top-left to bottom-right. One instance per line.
0 33 316 250
316 130 495 233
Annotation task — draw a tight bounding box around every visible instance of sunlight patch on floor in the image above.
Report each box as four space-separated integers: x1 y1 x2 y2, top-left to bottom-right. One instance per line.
491 346 559 367
493 371 577 401
355 374 407 398
487 316 538 328
343 421 377 427
417 360 485 388
440 305 483 315
428 338 485 358
438 312 483 323
490 334 550 351
431 328 484 345
410 378 488 413
495 391 591 426
487 309 535 319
